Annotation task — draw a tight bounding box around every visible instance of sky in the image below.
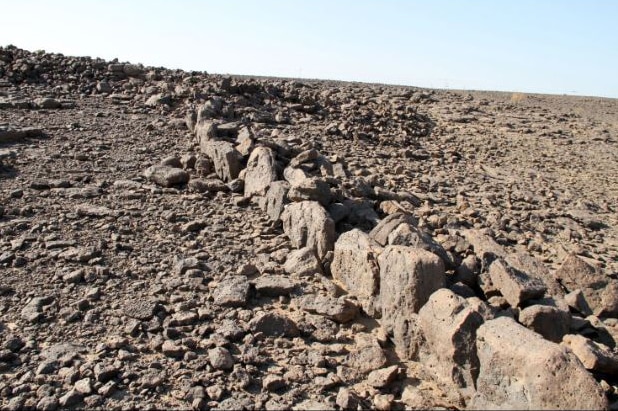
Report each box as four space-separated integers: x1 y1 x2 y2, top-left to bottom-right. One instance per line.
1 0 617 98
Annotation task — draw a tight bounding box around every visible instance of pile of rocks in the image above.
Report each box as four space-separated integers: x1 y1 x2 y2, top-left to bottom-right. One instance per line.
1 46 617 410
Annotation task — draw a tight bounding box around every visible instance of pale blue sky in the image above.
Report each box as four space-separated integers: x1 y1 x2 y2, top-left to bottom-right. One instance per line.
1 0 617 97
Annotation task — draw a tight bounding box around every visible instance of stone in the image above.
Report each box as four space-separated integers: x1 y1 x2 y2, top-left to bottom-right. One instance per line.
208 347 234 370
34 97 61 109
471 316 607 410
336 388 362 410
281 201 336 261
263 180 290 221
262 374 286 391
562 334 618 376
253 275 296 296
201 140 241 182
144 165 189 187
123 300 157 321
162 340 185 358
195 121 217 145
369 213 418 246
287 177 332 206
74 378 93 395
345 336 388 374
59 390 83 408
386 222 454 268
283 247 323 276
331 229 382 316
297 294 358 323
366 365 399 388
188 178 228 194
213 276 249 307
244 146 277 197
249 312 300 338
378 246 446 331
418 289 483 393
487 258 547 307
519 304 571 342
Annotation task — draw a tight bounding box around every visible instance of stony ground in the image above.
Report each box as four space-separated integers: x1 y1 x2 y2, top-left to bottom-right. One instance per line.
1 46 617 410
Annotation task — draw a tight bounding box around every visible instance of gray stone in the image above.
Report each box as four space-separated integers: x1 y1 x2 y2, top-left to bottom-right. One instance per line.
263 180 290 221
487 258 547 307
244 146 277 197
283 247 323 276
287 177 332 206
562 334 618 376
253 275 295 297
208 347 234 370
297 294 358 323
249 312 299 337
201 140 241 182
418 289 483 393
281 201 336 261
471 316 607 410
519 304 571 342
212 276 249 307
346 336 388 374
369 213 418 246
331 229 382 316
144 165 189 187
367 365 399 388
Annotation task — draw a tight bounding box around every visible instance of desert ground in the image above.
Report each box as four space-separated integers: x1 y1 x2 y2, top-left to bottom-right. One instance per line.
1 46 617 410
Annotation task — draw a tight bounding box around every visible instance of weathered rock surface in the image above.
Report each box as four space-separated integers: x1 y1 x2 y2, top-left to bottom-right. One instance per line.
244 146 277 196
471 317 608 410
281 201 336 260
200 140 241 182
331 229 382 316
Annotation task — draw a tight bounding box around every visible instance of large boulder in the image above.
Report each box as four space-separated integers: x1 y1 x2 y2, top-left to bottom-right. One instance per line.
331 229 382 316
244 146 277 197
471 316 607 410
418 289 483 396
281 201 336 261
378 246 445 359
287 177 332 206
200 140 241 182
562 334 618 376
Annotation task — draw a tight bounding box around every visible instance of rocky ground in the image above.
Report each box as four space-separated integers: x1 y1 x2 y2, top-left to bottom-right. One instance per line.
1 45 617 410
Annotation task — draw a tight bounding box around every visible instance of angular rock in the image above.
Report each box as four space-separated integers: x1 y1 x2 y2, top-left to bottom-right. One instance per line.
366 365 399 388
287 177 332 206
379 245 445 321
555 253 618 317
562 334 618 376
201 140 241 182
283 247 323 276
253 275 295 297
263 180 290 221
471 316 607 410
281 201 335 261
244 146 277 197
249 312 299 338
297 294 358 323
387 222 454 268
345 336 388 374
418 289 483 392
331 229 382 316
212 276 249 307
519 304 571 343
487 258 547 307
369 213 418 246
208 347 234 370
144 165 189 187
195 121 217 145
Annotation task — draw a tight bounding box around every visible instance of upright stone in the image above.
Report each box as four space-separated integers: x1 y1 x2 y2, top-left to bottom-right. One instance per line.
378 246 445 359
201 141 241 183
244 146 277 197
281 201 335 261
264 181 290 221
331 229 383 316
487 258 546 307
418 289 483 395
